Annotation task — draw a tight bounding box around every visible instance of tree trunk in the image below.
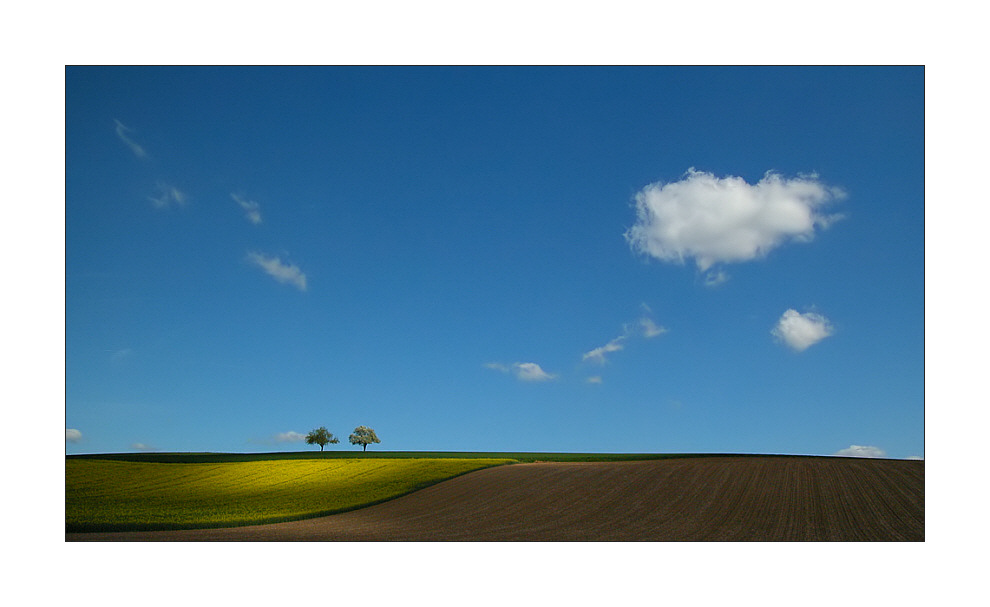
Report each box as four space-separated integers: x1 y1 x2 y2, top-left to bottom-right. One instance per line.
363 444 367 451
320 444 324 451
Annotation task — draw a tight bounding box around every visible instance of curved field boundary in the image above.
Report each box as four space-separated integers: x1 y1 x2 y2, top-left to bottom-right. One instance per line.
66 457 515 532
66 456 924 541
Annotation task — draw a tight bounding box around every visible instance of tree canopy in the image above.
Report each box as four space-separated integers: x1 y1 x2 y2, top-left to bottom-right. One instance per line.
305 426 339 451
349 426 381 451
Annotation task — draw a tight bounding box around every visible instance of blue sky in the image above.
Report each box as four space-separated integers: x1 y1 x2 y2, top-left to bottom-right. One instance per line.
65 66 924 458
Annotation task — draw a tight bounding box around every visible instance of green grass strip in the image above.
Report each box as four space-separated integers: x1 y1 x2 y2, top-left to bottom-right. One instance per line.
66 450 788 464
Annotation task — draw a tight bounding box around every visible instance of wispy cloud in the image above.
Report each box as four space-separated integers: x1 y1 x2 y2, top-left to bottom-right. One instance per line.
626 169 844 277
583 308 667 365
274 431 307 443
586 376 603 384
66 428 82 443
834 445 886 458
583 336 627 365
772 309 834 352
514 362 557 381
232 193 263 225
639 317 667 338
485 361 557 382
149 182 187 209
114 119 147 158
110 348 132 363
131 442 157 451
702 268 730 287
247 251 308 291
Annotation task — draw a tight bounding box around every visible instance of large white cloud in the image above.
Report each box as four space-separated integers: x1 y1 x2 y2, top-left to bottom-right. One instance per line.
247 251 308 291
626 169 843 273
834 445 887 458
772 309 833 351
65 428 82 443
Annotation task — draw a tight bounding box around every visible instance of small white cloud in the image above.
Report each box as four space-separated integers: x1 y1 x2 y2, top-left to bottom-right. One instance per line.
131 442 157 451
583 336 626 364
274 431 306 443
772 309 834 351
702 268 730 287
247 251 308 291
486 361 557 381
626 169 844 272
149 182 187 209
639 317 667 338
834 445 886 458
114 119 147 158
906 455 924 460
232 193 263 225
66 428 82 443
583 311 667 365
586 376 603 384
514 362 557 381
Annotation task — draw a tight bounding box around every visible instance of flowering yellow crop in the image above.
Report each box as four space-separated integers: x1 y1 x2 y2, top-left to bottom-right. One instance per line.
66 458 514 531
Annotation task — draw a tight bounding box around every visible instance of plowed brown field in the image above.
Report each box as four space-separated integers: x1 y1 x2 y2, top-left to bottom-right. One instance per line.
65 456 924 541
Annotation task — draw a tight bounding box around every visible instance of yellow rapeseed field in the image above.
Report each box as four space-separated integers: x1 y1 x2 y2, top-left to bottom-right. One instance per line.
66 457 514 531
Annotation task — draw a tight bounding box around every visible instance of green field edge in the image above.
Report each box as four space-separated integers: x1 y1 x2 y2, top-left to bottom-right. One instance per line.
65 451 838 464
65 459 516 534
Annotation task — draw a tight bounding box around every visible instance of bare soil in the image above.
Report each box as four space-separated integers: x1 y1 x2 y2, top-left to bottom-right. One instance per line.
65 456 924 541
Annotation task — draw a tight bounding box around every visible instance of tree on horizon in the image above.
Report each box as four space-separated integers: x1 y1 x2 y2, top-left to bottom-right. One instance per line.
305 426 339 451
349 426 381 452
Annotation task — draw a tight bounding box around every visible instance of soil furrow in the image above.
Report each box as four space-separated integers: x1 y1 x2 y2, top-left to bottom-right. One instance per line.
66 456 924 542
